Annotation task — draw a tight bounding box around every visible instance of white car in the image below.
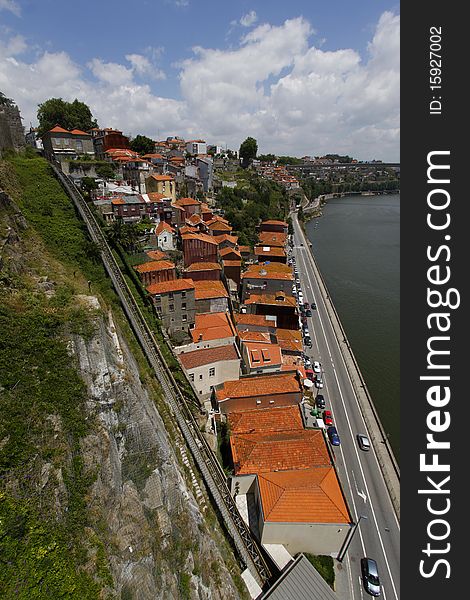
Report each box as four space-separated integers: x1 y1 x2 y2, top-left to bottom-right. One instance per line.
313 361 321 374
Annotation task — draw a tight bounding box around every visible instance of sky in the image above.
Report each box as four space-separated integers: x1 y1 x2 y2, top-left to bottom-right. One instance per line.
0 0 400 161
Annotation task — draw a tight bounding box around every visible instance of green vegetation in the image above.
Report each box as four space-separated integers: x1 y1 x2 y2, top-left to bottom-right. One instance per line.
304 554 335 589
239 136 258 168
130 134 155 155
37 98 98 137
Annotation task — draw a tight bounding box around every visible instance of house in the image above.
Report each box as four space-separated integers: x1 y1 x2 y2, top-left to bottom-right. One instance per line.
111 194 163 223
238 245 252 261
214 371 303 414
183 262 221 281
219 247 241 262
91 128 130 159
254 245 287 264
145 249 168 261
155 221 176 251
200 203 214 222
234 314 277 334
276 329 303 355
244 292 298 330
182 232 218 267
192 280 229 313
227 405 304 435
42 126 94 160
134 260 176 286
186 140 207 155
174 312 237 354
147 279 195 335
241 342 282 375
259 220 289 234
237 330 275 346
221 260 242 288
258 231 287 248
174 197 202 219
213 234 239 250
178 344 240 400
241 263 293 302
145 174 176 202
208 220 232 237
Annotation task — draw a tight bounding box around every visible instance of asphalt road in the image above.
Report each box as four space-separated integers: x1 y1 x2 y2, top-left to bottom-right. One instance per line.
291 212 400 600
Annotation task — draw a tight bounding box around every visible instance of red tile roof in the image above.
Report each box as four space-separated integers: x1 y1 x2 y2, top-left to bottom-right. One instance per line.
245 293 297 308
146 279 194 295
155 221 175 235
238 330 273 344
191 312 236 343
146 250 167 261
185 262 221 272
209 221 232 232
231 429 331 475
261 220 288 227
234 314 277 328
135 260 175 274
216 372 301 402
228 406 304 435
175 197 201 206
182 232 218 245
179 344 239 370
258 468 351 524
179 225 199 234
258 232 287 247
243 342 282 369
241 263 293 281
254 246 286 258
192 279 228 300
150 174 174 181
70 128 89 136
48 125 69 133
276 328 303 353
222 260 242 268
213 234 239 245
219 247 241 259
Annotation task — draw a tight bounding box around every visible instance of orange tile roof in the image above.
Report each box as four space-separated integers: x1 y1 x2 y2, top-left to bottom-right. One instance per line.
257 468 351 524
179 225 199 234
243 342 282 369
181 232 218 246
222 260 242 268
146 278 194 295
261 220 288 227
238 245 251 253
146 250 167 261
191 312 236 343
142 153 164 159
147 192 166 202
245 293 297 308
185 262 221 272
242 263 293 281
70 128 89 136
231 429 331 475
219 247 241 259
135 260 175 274
238 330 272 343
150 174 174 181
49 125 69 133
276 328 303 352
216 372 300 402
179 344 239 370
192 279 228 300
258 232 287 247
111 198 125 205
228 406 304 435
234 314 277 328
209 221 232 232
254 246 286 258
186 214 203 226
213 234 239 245
206 216 230 226
155 221 175 235
175 197 201 206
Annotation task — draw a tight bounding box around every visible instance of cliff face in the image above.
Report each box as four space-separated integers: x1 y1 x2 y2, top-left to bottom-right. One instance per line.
0 158 246 599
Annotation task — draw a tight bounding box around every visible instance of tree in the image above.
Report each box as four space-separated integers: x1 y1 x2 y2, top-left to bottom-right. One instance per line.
37 98 98 137
81 177 98 196
95 163 115 180
239 137 258 168
130 134 155 155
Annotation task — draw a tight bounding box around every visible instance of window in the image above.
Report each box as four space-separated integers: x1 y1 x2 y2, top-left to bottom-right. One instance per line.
199 374 203 380
76 140 83 152
256 400 261 405
182 291 186 298
209 367 215 377
168 292 174 300
169 304 174 312
182 303 186 310
189 373 194 382
182 314 187 322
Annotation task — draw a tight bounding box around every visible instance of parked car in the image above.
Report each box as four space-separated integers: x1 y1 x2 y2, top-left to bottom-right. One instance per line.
305 369 315 382
306 309 312 317
313 361 321 374
360 558 381 596
327 426 341 446
323 410 333 426
303 302 310 309
301 316 308 326
304 356 312 368
315 394 326 409
304 336 312 348
314 378 323 389
357 434 371 451
311 301 316 309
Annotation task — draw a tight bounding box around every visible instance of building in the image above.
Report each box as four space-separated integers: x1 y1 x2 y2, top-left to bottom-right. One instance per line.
241 342 282 375
175 312 237 354
241 263 293 302
155 221 176 251
258 231 287 248
181 232 218 267
147 279 195 335
276 328 303 356
213 234 239 250
134 260 176 286
192 280 229 313
41 126 94 160
222 260 242 288
214 371 303 414
92 128 130 159
244 292 298 330
183 262 222 281
234 314 277 334
254 245 287 264
173 197 202 219
259 220 289 234
186 140 207 155
111 194 164 222
196 156 214 192
228 405 304 436
145 174 176 202
178 344 240 400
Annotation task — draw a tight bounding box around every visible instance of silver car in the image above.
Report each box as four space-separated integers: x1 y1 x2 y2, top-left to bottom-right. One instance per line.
361 558 381 596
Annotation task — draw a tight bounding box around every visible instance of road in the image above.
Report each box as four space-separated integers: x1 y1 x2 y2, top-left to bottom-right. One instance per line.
290 212 400 600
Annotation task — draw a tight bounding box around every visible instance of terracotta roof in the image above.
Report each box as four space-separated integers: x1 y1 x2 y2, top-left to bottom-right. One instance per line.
234 314 277 328
179 225 199 234
192 280 228 300
147 192 166 202
191 312 236 343
206 216 229 226
228 406 304 435
216 372 300 402
155 221 175 235
135 260 175 274
146 278 194 295
70 128 89 136
238 245 252 253
258 232 287 247
179 344 239 370
142 153 164 159
149 174 174 181
243 342 282 369
254 246 286 258
185 262 221 272
231 429 331 475
276 328 303 353
213 234 239 245
238 330 273 344
175 197 201 206
48 125 69 133
181 232 218 246
146 250 167 261
245 293 297 308
111 198 125 205
257 468 351 524
261 220 288 227
209 221 232 232
186 214 203 226
242 263 293 281
222 260 242 267
219 247 241 259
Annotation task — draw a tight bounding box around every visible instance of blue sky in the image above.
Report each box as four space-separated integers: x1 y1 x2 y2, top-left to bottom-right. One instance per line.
0 0 400 160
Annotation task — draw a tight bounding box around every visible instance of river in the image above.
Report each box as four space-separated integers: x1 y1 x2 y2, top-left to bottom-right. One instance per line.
305 193 400 460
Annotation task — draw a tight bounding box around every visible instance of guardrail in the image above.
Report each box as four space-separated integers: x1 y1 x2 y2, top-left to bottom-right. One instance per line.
50 162 271 586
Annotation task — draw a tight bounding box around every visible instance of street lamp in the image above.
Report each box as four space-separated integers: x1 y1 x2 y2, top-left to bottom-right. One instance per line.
337 515 368 562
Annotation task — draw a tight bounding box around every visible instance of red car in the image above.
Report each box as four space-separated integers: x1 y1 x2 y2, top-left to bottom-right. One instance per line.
323 410 333 426
305 368 315 381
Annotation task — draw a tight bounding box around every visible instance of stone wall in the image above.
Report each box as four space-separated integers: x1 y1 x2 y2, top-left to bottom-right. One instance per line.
0 104 25 155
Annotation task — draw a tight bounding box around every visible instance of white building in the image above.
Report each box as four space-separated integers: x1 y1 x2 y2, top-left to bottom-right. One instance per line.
155 220 175 251
186 140 207 155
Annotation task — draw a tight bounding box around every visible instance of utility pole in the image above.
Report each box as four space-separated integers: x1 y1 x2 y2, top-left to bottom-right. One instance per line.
337 515 368 562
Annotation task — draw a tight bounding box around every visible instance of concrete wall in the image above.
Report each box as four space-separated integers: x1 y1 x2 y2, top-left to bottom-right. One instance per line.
174 334 236 354
186 357 240 399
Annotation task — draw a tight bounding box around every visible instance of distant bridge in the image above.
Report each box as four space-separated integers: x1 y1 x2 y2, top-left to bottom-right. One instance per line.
286 162 400 174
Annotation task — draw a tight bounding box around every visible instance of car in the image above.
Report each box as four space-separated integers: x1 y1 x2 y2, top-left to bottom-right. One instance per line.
327 426 341 446
311 301 316 309
313 361 321 374
305 369 315 381
314 378 323 389
357 434 371 451
303 302 310 309
360 558 381 596
306 309 312 317
301 316 308 325
323 410 333 426
315 394 326 409
304 356 312 368
304 336 312 348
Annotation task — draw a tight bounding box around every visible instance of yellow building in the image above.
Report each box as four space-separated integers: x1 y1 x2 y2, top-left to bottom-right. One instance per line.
145 174 176 202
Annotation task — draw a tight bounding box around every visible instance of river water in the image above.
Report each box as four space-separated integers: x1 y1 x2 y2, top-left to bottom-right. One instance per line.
305 194 400 460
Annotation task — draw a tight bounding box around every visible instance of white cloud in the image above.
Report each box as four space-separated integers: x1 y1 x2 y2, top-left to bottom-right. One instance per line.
0 12 399 160
0 0 21 17
240 10 257 27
